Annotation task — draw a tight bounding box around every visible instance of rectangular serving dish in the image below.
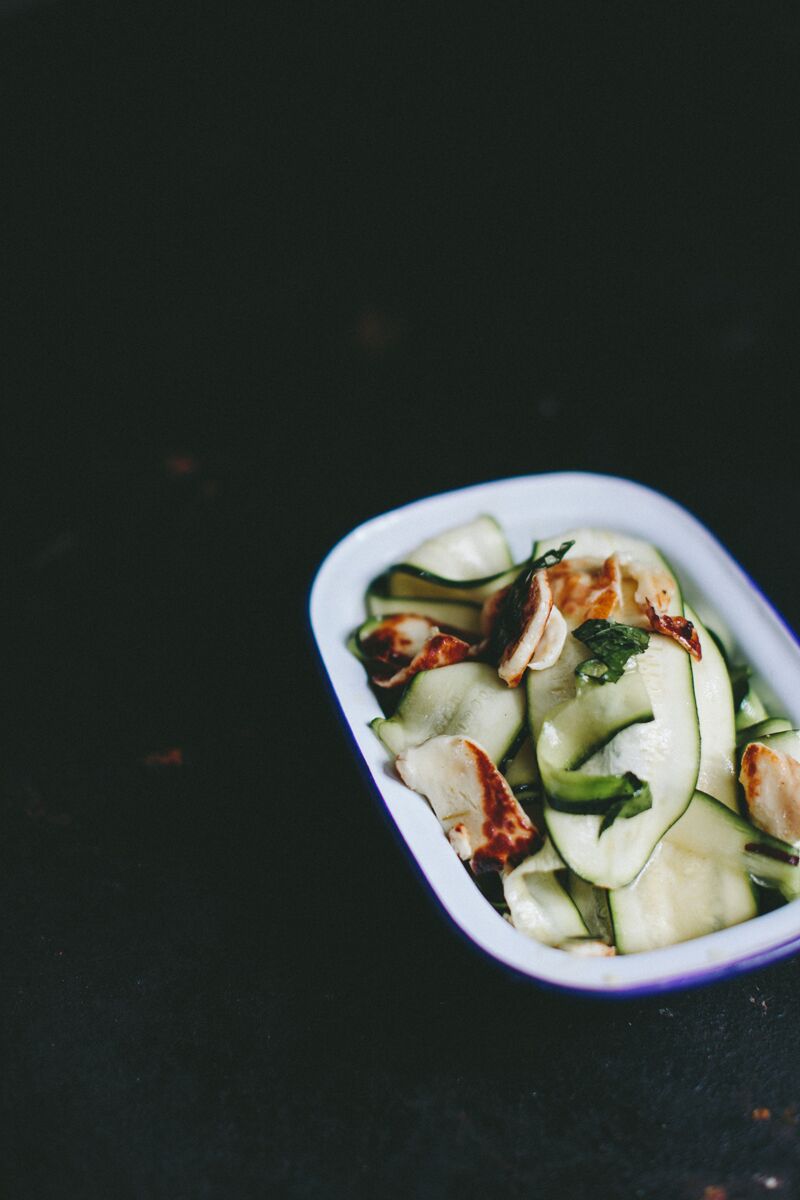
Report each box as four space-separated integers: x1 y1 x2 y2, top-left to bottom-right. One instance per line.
309 472 800 996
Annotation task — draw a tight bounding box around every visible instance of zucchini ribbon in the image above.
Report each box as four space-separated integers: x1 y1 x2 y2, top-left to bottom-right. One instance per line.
537 669 655 829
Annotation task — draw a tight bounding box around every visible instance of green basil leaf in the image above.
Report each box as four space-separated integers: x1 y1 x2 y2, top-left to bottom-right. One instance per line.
573 618 650 685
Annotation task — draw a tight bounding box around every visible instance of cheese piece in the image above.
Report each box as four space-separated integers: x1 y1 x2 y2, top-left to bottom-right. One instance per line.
396 735 540 872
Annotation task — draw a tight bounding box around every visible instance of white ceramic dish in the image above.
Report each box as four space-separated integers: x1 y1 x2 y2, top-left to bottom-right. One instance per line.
309 472 800 996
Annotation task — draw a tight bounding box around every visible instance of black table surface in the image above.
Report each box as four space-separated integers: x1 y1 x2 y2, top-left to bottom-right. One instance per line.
2 5 800 1198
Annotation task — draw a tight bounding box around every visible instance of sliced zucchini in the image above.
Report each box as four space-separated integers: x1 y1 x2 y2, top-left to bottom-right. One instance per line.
688 605 737 810
742 729 800 761
386 515 518 602
503 737 540 791
667 790 800 899
536 667 653 812
365 589 484 637
517 837 567 873
736 685 769 731
566 872 614 943
736 718 794 747
608 790 799 953
503 862 588 946
529 529 700 888
610 840 758 954
372 661 526 764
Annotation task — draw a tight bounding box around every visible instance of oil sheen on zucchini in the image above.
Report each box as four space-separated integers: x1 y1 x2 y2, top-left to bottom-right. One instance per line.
528 529 700 889
609 790 800 952
371 661 526 764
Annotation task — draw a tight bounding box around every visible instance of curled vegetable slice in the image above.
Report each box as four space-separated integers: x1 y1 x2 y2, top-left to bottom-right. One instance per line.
536 668 655 821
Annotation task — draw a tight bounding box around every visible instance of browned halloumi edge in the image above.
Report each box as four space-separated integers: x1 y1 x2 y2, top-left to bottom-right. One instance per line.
644 603 702 660
372 632 473 689
559 938 617 957
360 614 440 670
396 735 542 872
740 742 800 843
583 553 623 621
547 555 620 622
497 570 554 687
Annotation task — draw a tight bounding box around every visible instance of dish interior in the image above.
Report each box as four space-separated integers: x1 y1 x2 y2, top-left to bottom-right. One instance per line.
309 473 800 994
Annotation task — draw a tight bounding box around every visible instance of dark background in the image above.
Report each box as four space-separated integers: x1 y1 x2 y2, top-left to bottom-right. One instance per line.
1 4 800 1197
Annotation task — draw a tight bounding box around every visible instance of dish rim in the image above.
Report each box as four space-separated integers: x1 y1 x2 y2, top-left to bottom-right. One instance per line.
308 471 800 996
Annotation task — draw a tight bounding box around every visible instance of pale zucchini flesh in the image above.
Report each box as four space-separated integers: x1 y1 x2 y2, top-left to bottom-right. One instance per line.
365 590 484 636
687 605 737 811
372 661 526 764
386 515 517 602
503 863 588 946
566 871 614 943
742 729 800 762
502 737 540 791
536 667 653 810
529 529 700 888
610 789 800 953
736 717 794 747
736 685 769 731
668 790 800 899
610 838 757 954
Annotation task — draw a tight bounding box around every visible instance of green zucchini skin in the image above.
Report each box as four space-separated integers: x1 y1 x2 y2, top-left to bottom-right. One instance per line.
384 514 517 603
536 668 653 810
364 514 516 632
528 529 700 889
665 791 800 899
503 864 589 947
736 685 769 731
687 605 738 811
566 872 614 943
610 789 800 953
371 661 526 765
365 588 483 636
735 718 794 748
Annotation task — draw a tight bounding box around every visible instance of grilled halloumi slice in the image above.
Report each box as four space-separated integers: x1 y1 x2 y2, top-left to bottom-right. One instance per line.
396 735 541 872
740 741 800 844
497 570 554 687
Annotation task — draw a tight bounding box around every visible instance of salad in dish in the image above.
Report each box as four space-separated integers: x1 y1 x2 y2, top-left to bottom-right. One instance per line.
349 514 800 956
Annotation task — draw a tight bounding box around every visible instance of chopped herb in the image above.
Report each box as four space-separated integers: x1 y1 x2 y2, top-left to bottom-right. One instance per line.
488 540 574 660
573 618 650 684
599 777 653 835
